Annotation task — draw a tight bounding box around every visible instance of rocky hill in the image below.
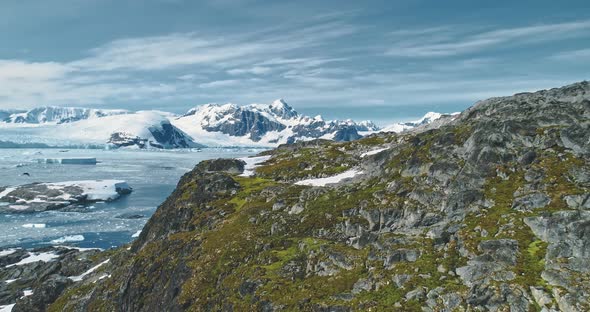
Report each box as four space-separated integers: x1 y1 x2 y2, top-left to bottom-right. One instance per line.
4 81 589 311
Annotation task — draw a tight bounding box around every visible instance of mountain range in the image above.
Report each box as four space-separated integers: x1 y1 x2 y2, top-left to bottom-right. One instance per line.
0 100 454 148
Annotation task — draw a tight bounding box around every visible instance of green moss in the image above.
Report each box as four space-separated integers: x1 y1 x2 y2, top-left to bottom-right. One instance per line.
516 240 548 287
256 145 358 181
536 152 586 212
452 124 472 145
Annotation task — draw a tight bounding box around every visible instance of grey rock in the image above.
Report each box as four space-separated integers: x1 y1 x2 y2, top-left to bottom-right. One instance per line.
564 194 590 210
405 286 426 301
383 249 420 268
351 278 373 294
512 192 551 211
392 274 412 288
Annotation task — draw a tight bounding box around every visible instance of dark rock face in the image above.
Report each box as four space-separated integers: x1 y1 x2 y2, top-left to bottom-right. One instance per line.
332 126 362 142
205 109 287 141
108 121 203 149
148 122 198 148
38 81 590 311
107 132 148 148
13 275 72 312
195 158 246 174
0 247 104 312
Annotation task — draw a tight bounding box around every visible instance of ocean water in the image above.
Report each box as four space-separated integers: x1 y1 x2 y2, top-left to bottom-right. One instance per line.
0 148 259 249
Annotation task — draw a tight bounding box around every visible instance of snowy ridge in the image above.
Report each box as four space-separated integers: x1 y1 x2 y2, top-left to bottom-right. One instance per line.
0 110 201 149
3 106 129 124
378 112 459 133
0 100 448 148
173 99 379 147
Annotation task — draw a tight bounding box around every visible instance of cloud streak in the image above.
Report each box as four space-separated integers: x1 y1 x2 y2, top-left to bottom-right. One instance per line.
385 20 590 57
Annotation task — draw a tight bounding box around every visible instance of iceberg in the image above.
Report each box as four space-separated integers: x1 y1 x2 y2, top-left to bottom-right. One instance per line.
0 180 133 213
36 158 97 165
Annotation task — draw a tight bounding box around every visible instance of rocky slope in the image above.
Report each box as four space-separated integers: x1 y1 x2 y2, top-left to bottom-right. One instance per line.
6 81 590 311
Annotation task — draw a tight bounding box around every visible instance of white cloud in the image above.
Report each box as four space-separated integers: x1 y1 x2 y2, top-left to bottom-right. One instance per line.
550 48 590 60
227 66 272 75
386 20 590 57
70 33 269 71
199 79 240 88
0 60 71 81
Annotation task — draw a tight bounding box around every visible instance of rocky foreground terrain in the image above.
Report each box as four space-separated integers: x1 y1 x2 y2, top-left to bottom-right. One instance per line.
3 81 589 311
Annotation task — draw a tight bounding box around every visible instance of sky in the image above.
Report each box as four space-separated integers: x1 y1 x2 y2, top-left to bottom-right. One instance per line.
0 0 589 125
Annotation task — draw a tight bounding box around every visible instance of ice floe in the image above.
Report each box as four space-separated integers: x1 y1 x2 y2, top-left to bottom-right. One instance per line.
0 180 132 212
51 235 85 244
36 158 97 165
22 223 46 228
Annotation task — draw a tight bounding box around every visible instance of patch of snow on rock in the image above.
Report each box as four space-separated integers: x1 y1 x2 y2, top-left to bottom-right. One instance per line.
238 155 272 177
0 249 17 257
361 147 389 158
295 169 363 187
0 303 15 312
69 259 110 282
5 252 59 267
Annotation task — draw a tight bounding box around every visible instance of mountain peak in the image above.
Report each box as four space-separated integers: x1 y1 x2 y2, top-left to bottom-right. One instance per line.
269 98 297 120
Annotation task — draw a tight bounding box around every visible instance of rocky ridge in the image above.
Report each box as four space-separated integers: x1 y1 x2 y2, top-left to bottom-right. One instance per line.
4 81 589 311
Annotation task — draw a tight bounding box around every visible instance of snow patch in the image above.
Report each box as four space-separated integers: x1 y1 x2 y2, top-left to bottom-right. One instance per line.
238 155 272 177
0 249 17 257
0 304 15 312
5 252 59 267
361 147 389 158
295 169 363 187
69 259 110 282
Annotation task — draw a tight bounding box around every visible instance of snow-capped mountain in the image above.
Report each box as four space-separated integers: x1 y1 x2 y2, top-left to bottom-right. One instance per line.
0 109 26 122
3 106 129 124
0 109 202 149
378 112 459 133
172 99 379 146
0 100 448 149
